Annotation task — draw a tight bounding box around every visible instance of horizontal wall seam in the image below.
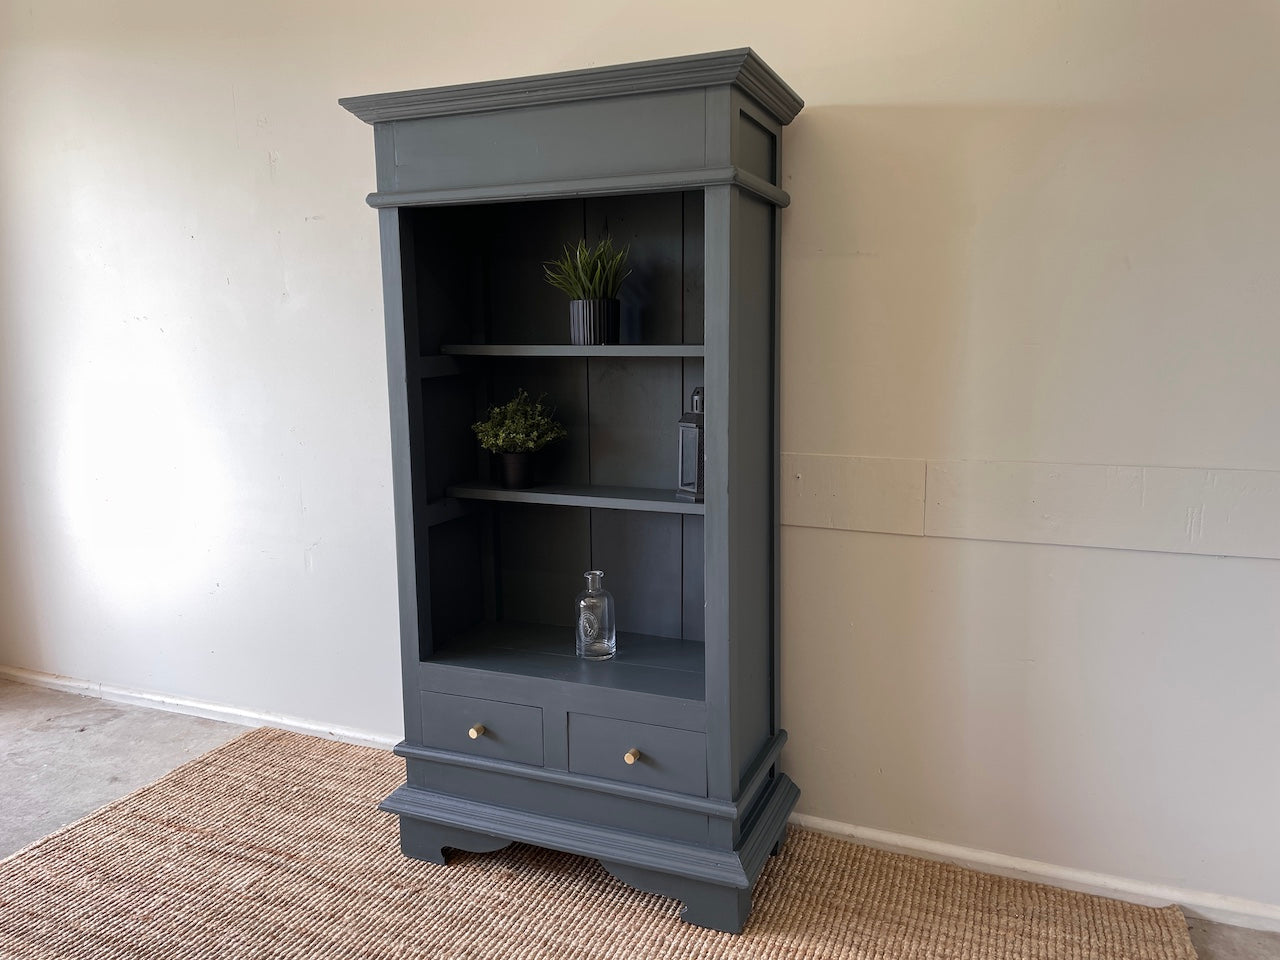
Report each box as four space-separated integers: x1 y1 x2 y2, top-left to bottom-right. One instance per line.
780 454 1280 561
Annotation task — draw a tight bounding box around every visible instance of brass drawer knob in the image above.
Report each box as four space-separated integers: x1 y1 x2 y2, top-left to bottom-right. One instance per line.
623 748 641 765
468 724 486 740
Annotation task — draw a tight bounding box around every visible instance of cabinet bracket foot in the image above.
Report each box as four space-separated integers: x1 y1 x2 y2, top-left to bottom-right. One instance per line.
398 817 512 865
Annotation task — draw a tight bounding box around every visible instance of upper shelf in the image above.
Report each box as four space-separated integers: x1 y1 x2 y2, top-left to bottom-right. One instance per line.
448 482 704 516
441 344 704 359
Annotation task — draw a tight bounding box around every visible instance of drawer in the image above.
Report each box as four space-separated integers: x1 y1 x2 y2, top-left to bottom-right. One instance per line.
568 714 706 797
420 692 543 766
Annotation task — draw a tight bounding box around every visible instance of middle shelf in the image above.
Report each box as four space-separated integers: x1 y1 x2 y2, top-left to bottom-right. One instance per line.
447 481 705 515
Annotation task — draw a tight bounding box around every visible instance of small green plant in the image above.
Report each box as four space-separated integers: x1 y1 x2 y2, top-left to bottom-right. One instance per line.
472 389 568 455
544 235 631 300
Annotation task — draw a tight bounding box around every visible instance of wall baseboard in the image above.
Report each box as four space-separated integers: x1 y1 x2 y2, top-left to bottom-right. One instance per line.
0 664 399 750
4 664 1276 932
792 813 1280 933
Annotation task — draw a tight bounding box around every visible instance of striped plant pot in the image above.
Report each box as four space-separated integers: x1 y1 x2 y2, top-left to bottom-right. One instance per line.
569 298 620 345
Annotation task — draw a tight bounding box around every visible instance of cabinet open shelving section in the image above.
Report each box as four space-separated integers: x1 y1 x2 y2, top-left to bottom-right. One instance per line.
342 49 802 933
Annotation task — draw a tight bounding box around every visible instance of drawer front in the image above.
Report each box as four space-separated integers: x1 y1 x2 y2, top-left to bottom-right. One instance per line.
421 692 543 766
568 713 707 797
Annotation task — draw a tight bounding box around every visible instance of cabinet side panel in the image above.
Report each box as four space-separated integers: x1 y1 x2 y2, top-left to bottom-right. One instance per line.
701 184 732 799
727 192 776 784
735 113 777 184
378 207 424 737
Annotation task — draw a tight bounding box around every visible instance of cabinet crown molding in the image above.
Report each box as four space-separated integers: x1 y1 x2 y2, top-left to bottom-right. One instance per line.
339 48 804 126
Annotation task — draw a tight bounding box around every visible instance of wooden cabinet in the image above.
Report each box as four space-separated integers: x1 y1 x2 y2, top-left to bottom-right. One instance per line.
342 48 803 933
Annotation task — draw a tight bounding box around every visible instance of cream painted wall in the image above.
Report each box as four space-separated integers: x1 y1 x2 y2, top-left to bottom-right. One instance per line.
2 0 1278 916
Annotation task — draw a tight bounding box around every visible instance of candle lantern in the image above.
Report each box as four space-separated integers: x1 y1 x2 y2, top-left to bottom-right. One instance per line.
676 387 705 502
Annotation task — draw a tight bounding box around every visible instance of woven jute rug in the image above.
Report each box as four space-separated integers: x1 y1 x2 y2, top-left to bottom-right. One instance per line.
0 727 1195 959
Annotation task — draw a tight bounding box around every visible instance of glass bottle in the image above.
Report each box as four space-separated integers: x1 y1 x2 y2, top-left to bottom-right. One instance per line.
575 570 616 660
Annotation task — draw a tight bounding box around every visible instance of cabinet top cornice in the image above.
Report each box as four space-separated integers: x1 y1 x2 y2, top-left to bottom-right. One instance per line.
339 48 803 127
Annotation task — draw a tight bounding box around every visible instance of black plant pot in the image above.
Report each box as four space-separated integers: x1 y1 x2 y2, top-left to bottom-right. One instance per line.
569 298 620 345
499 453 533 489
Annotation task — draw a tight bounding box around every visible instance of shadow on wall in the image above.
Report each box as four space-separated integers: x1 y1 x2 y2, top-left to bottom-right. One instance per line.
776 102 1052 849
778 100 1280 468
0 213 39 669
775 98 1280 858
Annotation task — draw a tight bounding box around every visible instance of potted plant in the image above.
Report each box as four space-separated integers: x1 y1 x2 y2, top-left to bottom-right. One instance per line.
544 235 631 345
471 388 568 489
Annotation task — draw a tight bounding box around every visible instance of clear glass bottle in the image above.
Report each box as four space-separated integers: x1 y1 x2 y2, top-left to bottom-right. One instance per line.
575 570 616 660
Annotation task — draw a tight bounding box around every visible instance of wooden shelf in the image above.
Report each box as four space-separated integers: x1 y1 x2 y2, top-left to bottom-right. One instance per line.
430 621 705 702
440 344 704 358
447 482 704 515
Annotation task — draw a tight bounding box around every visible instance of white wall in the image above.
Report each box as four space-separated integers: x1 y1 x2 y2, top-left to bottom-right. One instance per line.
1 0 1277 921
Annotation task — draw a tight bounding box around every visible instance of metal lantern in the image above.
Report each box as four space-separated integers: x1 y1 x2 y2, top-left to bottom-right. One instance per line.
676 387 705 502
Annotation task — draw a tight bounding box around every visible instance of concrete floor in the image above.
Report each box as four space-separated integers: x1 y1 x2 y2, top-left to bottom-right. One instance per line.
0 678 243 855
2 678 1278 959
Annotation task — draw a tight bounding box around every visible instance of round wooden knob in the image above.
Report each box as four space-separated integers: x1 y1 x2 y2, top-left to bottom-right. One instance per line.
623 748 640 765
468 724 486 740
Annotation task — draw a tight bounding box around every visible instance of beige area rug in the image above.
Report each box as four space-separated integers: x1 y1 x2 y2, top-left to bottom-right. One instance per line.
0 727 1195 959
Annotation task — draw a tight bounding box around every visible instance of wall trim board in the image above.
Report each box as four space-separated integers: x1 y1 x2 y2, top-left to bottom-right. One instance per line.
781 453 1280 561
791 813 1280 933
0 665 399 750
6 664 1277 932
780 453 925 535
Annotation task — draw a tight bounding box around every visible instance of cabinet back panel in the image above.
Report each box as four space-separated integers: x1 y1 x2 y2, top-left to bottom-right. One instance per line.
681 358 705 423
683 192 706 345
682 515 706 644
475 356 698 492
420 377 480 501
425 514 484 658
485 200 585 344
496 503 589 627
485 357 589 486
408 193 704 350
407 207 484 351
587 358 683 489
585 192 684 345
490 505 700 643
590 510 684 640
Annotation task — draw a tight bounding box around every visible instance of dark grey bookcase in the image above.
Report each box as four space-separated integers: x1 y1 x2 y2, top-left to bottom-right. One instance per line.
341 49 803 933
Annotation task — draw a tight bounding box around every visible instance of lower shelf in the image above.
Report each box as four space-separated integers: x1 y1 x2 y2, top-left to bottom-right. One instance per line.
446 481 705 515
429 621 705 702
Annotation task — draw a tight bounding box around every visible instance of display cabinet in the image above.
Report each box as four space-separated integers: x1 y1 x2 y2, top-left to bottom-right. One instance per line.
341 48 803 933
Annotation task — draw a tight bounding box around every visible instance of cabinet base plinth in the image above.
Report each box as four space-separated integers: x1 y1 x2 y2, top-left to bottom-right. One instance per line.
380 772 798 933
398 817 512 865
600 860 754 933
